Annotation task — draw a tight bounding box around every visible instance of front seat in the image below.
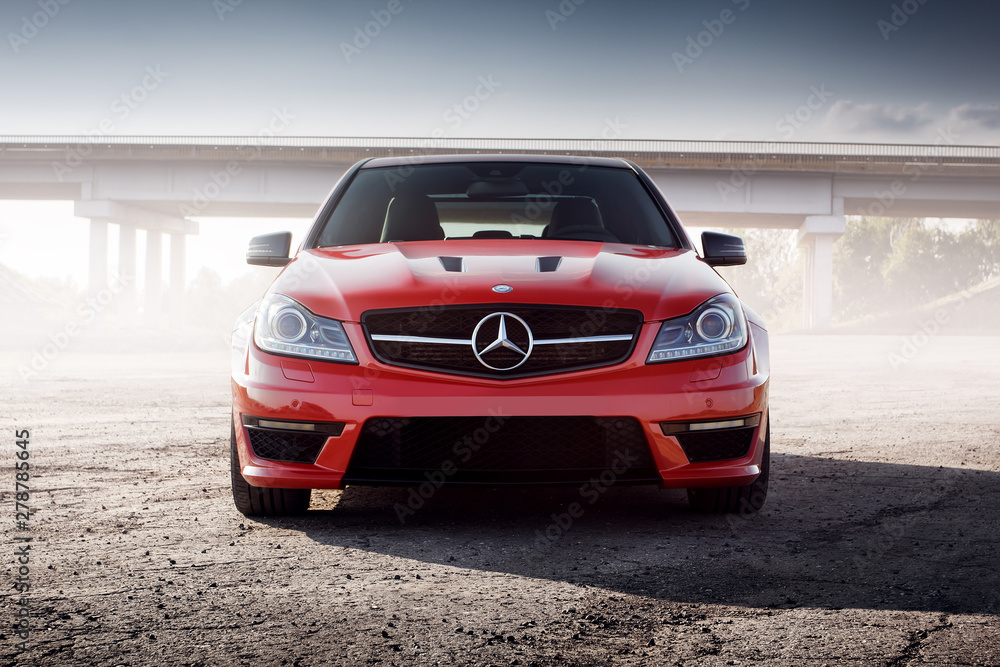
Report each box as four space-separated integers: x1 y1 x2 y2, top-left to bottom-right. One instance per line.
380 195 445 242
543 199 618 242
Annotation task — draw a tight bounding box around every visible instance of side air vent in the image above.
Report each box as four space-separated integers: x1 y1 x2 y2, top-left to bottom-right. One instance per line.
536 256 562 272
439 256 465 272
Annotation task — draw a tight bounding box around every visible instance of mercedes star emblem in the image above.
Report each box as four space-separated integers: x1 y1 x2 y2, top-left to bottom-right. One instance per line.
471 312 534 371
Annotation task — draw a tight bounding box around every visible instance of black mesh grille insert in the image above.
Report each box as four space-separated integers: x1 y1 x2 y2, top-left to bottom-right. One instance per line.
247 428 330 464
675 427 755 463
363 305 643 379
344 416 660 485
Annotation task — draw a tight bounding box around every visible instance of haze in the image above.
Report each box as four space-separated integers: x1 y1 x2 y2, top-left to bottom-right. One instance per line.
0 0 997 330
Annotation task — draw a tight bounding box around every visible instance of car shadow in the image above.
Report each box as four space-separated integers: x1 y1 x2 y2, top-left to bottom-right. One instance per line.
258 453 1000 615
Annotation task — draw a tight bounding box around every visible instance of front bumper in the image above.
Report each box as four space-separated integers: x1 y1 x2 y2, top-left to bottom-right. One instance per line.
232 322 769 489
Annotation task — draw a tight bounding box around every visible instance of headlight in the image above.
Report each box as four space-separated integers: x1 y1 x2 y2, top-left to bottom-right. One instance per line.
647 294 747 363
254 294 357 363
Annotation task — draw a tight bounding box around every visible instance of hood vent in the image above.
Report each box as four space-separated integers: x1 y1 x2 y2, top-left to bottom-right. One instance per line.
536 256 562 273
438 256 466 272
438 256 561 273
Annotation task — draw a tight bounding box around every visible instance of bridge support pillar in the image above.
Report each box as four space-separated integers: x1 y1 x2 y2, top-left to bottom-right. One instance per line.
76 201 198 330
88 220 108 299
144 230 163 329
118 225 138 327
798 214 846 330
169 233 186 328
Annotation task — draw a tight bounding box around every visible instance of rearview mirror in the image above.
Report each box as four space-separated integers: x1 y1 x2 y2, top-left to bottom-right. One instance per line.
701 231 747 267
247 232 293 267
467 179 530 198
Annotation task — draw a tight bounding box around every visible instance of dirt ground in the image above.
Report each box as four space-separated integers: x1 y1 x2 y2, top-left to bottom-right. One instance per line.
2 333 999 666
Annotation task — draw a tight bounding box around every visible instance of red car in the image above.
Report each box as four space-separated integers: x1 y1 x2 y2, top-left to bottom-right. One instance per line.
230 155 769 516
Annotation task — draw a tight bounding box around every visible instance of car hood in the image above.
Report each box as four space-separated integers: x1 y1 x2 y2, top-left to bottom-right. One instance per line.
269 240 734 323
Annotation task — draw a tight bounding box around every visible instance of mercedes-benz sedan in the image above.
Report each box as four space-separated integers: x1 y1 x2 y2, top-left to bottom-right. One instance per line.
230 155 770 516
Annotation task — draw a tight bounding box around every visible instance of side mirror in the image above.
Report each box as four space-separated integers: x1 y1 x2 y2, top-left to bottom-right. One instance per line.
701 231 747 267
247 232 292 267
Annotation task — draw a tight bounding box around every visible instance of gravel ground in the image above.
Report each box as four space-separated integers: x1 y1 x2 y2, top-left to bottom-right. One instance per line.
1 334 998 666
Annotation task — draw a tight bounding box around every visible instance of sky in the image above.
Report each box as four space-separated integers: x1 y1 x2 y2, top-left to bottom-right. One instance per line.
2 0 999 143
0 0 998 287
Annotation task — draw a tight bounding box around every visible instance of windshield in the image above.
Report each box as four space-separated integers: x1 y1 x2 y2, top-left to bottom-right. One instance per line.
313 162 678 248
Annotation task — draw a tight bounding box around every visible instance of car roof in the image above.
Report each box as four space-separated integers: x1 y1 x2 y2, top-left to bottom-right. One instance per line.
360 153 633 169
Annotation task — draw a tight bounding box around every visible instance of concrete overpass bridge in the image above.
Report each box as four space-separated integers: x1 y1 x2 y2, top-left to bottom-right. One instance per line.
2 136 999 329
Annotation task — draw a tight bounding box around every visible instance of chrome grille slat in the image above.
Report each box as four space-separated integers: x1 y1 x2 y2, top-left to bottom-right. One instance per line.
369 333 634 345
371 335 473 345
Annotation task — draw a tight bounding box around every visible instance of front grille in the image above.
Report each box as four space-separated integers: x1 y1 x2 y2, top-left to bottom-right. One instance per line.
363 305 643 379
675 427 755 463
246 428 331 464
343 416 660 485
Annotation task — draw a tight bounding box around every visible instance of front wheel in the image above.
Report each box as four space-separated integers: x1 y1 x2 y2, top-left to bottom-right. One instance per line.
231 421 311 517
687 421 770 514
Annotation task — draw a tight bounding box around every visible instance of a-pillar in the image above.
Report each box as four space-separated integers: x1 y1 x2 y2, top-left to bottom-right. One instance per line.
118 225 138 327
798 212 846 330
145 230 163 328
169 233 186 328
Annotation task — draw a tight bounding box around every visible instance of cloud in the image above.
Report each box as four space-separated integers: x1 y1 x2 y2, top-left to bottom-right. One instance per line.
947 104 1000 131
823 100 934 135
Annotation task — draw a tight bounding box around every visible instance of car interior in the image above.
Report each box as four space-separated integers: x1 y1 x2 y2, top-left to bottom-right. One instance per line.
315 163 677 248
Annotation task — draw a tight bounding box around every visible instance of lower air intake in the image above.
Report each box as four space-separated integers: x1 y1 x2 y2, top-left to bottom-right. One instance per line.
247 428 330 464
675 427 755 463
344 416 660 485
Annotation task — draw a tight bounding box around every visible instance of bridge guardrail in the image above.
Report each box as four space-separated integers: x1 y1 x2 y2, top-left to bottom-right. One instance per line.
1 136 998 171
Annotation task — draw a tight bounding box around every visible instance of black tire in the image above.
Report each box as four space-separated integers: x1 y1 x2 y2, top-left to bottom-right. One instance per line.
687 420 770 514
231 420 311 517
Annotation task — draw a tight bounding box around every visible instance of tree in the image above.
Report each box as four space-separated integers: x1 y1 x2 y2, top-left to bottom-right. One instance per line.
715 228 803 331
185 267 228 330
834 218 1000 322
